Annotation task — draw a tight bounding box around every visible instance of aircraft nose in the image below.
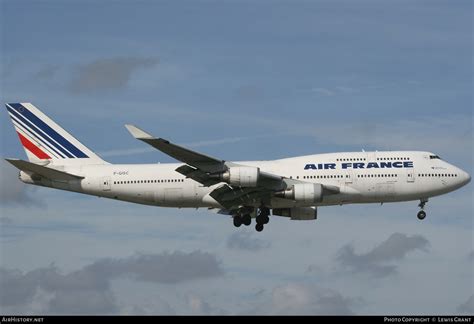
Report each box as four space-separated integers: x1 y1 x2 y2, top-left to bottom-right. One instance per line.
458 169 471 186
463 171 471 185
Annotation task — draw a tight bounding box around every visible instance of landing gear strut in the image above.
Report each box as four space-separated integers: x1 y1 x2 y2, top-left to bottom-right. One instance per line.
255 207 270 232
417 199 428 220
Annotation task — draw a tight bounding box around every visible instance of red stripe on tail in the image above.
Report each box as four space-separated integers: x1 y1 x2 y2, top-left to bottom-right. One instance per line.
17 132 51 159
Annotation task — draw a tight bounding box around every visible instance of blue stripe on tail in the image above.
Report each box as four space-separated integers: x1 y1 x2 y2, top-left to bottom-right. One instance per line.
9 113 66 158
8 103 88 158
7 106 75 158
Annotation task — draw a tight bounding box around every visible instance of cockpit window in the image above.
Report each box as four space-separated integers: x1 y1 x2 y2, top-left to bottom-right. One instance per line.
430 155 441 160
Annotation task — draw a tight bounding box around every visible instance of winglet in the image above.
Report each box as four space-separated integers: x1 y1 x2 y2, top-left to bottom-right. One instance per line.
125 124 154 139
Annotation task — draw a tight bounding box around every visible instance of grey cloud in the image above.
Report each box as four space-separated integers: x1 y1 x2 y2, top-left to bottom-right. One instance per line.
0 266 117 315
0 251 223 314
69 57 159 93
47 290 117 315
120 299 176 315
468 251 474 261
34 65 60 80
457 295 474 314
88 251 223 284
0 217 13 225
186 295 227 315
0 268 38 307
336 233 429 277
251 284 355 315
227 231 271 251
0 160 40 206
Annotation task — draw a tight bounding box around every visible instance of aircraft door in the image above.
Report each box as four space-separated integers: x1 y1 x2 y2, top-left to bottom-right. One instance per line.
101 176 111 191
406 169 415 183
345 170 353 184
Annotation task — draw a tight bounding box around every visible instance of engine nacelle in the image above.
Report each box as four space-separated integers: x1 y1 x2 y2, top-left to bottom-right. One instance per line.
275 183 323 204
273 207 317 220
221 166 260 187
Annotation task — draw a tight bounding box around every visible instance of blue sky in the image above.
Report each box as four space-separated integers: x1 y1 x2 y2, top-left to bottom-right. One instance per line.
0 0 472 315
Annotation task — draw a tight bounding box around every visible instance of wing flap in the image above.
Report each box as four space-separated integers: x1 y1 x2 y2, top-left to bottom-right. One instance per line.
209 184 270 209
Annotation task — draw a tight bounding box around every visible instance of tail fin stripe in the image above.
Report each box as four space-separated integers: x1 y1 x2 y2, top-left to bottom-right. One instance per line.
16 131 51 160
8 103 89 158
7 106 75 158
15 125 61 159
10 113 66 158
14 122 62 159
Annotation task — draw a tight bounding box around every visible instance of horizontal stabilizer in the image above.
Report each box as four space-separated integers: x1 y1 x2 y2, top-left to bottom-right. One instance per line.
5 158 84 181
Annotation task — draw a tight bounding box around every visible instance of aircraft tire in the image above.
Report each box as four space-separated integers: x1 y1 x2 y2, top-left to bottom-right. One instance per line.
233 216 242 227
242 214 251 226
417 210 426 220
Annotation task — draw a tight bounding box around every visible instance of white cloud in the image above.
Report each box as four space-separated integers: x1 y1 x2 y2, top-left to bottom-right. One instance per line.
227 231 271 251
251 283 356 315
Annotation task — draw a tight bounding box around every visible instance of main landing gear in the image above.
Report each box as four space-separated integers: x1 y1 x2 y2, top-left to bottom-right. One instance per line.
232 207 270 232
417 199 428 220
233 213 252 227
255 207 270 232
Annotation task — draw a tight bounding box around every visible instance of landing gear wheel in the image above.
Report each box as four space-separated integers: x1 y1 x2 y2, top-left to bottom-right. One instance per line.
233 216 242 227
255 223 264 232
242 214 251 226
417 210 426 220
257 207 270 225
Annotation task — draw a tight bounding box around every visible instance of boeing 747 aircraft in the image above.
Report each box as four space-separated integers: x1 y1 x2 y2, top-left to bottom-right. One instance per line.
4 103 471 232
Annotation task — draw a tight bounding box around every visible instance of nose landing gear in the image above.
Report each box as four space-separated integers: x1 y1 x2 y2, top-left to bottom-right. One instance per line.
417 210 426 220
417 199 428 220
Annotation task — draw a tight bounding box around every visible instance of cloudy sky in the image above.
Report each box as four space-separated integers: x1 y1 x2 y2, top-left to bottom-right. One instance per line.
0 0 472 315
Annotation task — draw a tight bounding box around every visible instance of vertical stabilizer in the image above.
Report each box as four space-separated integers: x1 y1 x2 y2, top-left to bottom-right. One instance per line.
5 103 107 165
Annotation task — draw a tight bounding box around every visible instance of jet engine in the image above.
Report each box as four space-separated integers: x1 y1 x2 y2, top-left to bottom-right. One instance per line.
221 166 260 187
275 183 323 204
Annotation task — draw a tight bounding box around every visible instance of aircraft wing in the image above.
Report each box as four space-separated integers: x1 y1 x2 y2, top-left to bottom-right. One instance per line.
125 125 340 209
125 124 285 190
125 124 225 173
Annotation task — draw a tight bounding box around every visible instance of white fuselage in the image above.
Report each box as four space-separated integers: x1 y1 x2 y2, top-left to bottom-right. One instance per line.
21 151 470 210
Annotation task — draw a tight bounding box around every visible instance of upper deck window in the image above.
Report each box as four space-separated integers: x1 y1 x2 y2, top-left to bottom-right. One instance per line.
429 155 441 160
